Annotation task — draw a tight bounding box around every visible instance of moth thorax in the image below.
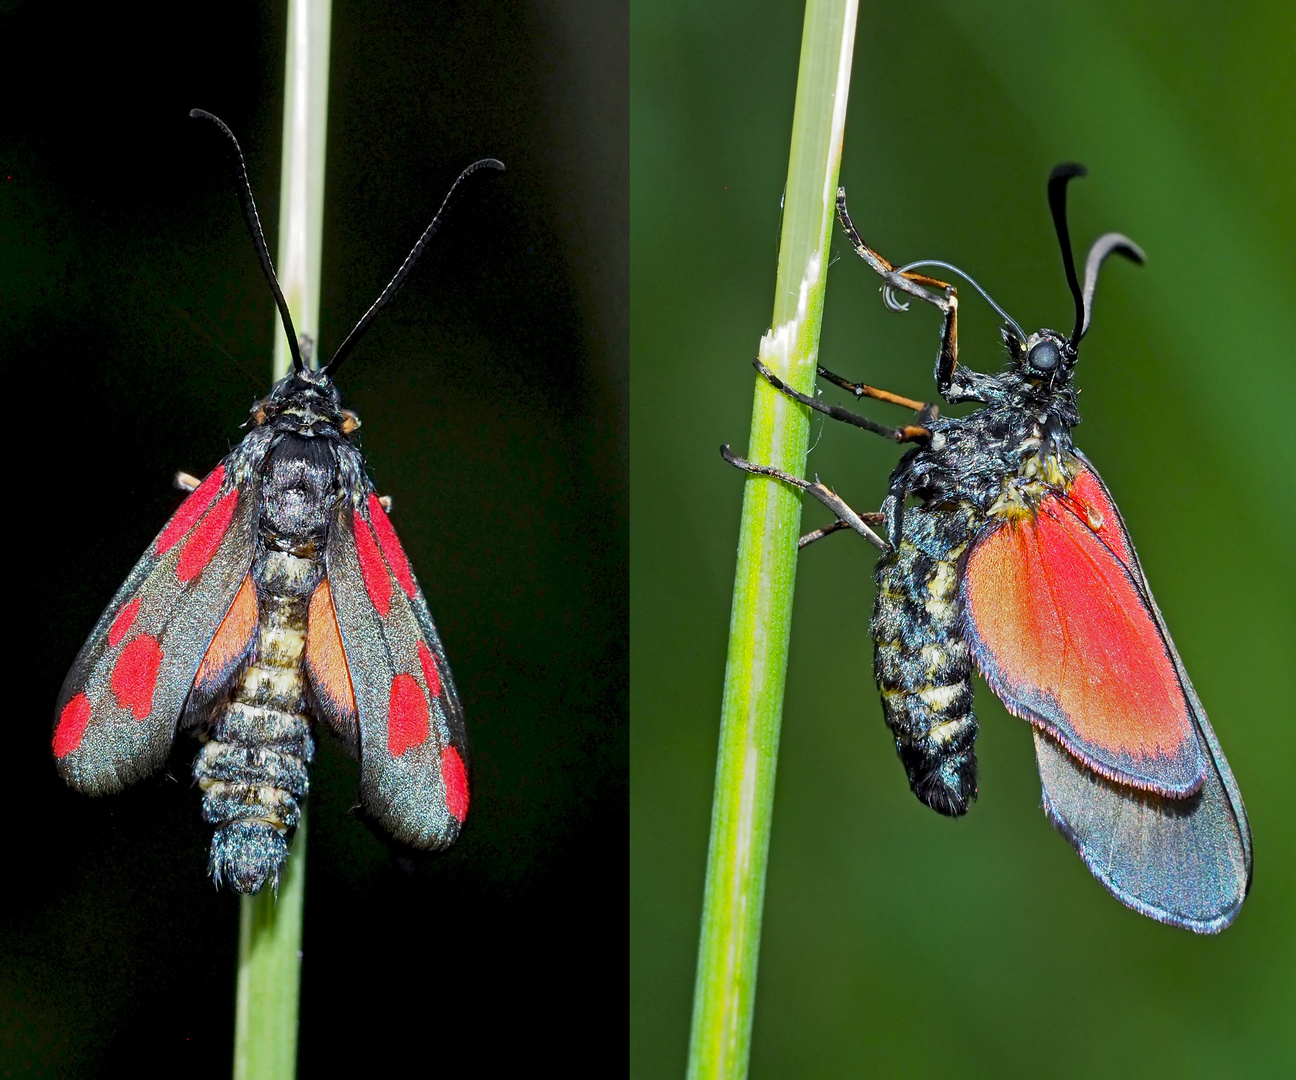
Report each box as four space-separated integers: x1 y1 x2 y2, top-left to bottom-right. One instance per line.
989 444 1080 521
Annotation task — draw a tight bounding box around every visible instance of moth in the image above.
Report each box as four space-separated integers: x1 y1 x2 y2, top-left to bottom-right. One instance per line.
725 165 1251 932
53 110 503 893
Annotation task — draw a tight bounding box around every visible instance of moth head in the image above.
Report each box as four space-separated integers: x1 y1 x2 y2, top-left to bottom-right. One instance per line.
251 368 351 434
1003 325 1077 386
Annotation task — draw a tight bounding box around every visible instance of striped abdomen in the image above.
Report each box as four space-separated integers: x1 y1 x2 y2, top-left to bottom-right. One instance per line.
871 503 981 816
193 549 319 892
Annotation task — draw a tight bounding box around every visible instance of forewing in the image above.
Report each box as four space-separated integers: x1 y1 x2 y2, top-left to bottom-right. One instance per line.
319 492 468 849
54 465 258 794
964 454 1250 930
961 465 1203 795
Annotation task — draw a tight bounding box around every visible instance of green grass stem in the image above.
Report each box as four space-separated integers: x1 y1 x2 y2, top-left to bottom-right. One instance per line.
685 2 859 1078
234 817 308 1079
234 0 332 1076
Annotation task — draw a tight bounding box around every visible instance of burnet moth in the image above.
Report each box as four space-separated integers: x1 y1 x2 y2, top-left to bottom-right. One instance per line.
53 110 503 893
725 165 1252 931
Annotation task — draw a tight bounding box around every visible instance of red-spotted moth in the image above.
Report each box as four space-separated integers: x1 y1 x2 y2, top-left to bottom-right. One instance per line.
725 165 1250 931
53 110 502 892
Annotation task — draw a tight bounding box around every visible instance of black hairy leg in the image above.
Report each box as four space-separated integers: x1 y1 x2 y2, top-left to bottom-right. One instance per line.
797 515 886 550
815 364 939 427
751 358 930 443
835 188 1011 405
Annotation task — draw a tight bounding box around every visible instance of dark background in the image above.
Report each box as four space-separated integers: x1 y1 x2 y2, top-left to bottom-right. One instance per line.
633 1 1294 1077
2 0 625 1074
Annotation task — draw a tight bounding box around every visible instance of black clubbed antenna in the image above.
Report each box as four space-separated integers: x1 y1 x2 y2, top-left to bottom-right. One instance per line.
191 109 304 374
323 157 505 376
1047 162 1087 347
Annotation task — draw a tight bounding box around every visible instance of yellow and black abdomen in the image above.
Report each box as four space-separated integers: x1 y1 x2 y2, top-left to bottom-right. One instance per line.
193 549 318 892
871 501 982 816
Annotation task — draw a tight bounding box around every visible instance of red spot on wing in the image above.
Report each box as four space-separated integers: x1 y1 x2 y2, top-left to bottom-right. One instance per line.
387 674 430 756
111 635 164 720
441 746 468 822
108 598 141 648
367 494 416 598
417 641 442 699
53 693 91 757
962 490 1202 795
354 515 392 618
176 489 239 583
195 576 258 692
156 466 226 555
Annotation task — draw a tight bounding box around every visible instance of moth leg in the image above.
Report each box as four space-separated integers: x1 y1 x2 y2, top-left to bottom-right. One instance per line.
836 188 997 406
752 358 930 443
174 471 201 493
836 187 952 312
720 444 889 552
377 495 393 513
816 364 940 427
798 514 885 551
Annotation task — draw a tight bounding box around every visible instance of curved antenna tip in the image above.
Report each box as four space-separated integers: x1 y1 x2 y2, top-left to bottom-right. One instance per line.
189 108 225 128
1049 161 1088 183
1079 232 1146 338
323 156 504 375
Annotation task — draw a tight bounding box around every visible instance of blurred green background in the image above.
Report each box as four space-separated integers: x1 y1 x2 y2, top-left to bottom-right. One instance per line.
632 1 1294 1077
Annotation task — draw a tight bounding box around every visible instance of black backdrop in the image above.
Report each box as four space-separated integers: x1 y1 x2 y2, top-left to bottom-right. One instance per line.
1 1 626 1074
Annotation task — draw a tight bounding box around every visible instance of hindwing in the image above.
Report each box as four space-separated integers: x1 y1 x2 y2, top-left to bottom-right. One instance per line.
54 465 259 794
310 491 468 849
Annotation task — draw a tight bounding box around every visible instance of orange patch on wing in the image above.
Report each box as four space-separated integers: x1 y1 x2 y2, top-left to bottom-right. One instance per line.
1063 468 1133 567
195 575 258 692
962 488 1202 795
305 580 357 723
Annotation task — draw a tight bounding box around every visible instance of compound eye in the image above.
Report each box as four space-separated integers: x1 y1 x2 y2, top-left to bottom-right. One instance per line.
1028 340 1061 373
